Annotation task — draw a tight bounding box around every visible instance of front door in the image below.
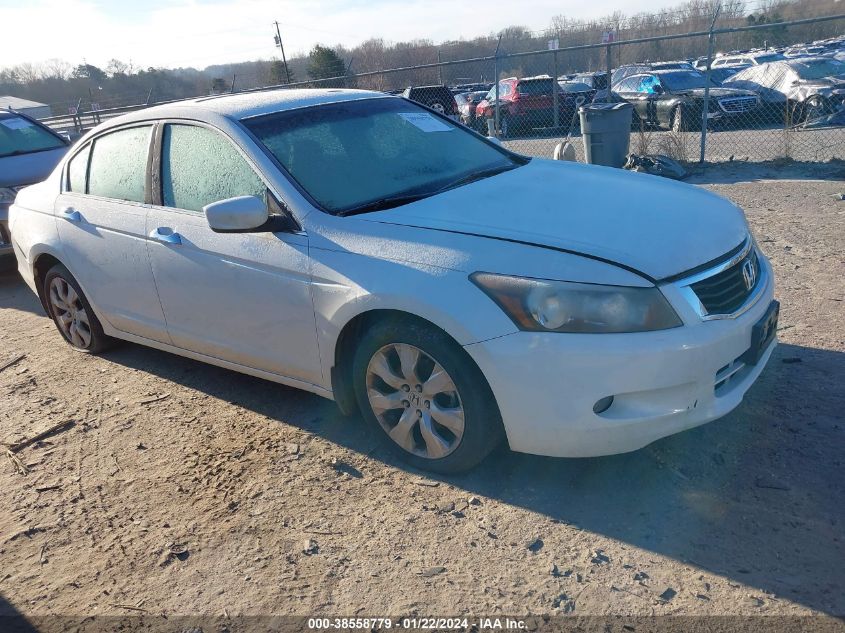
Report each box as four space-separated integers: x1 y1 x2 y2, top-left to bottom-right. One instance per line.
55 125 170 342
145 122 322 386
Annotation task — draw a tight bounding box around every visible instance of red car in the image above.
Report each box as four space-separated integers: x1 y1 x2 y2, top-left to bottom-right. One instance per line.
475 76 583 137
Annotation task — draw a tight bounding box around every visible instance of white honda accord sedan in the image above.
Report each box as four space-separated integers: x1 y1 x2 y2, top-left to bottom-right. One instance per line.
9 89 778 472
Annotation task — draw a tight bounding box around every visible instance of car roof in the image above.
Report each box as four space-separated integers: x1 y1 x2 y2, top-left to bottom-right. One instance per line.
99 88 391 129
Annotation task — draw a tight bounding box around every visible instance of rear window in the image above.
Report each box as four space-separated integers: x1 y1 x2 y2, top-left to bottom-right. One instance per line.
559 82 593 93
406 87 457 113
0 113 66 158
517 79 554 95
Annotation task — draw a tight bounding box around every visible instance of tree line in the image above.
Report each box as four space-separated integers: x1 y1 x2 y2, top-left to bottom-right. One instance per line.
1 0 840 116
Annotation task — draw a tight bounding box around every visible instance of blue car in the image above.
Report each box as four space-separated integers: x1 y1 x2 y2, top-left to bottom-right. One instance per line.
1 109 69 263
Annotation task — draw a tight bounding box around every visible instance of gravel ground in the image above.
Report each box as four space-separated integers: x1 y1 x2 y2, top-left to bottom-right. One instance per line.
0 162 843 625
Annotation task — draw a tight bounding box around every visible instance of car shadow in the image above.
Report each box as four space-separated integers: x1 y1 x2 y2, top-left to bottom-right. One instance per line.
0 269 43 316
92 332 845 616
2 272 842 615
687 159 845 185
0 593 39 633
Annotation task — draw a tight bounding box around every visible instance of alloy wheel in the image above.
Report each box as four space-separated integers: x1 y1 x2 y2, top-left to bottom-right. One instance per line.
48 276 92 349
365 343 465 459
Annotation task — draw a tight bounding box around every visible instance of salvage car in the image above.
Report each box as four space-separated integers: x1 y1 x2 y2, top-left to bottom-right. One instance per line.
401 85 459 120
455 90 489 131
475 76 583 137
613 69 761 131
9 89 778 472
0 110 69 264
723 57 845 122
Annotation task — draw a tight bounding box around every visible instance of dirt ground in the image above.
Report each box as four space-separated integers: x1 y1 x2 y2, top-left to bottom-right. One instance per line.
1 161 843 625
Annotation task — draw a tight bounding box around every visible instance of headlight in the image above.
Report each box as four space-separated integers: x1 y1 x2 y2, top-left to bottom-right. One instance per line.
470 272 682 333
0 187 17 205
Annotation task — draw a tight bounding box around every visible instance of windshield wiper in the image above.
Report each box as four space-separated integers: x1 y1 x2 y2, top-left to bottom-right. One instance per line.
336 192 435 217
335 164 518 217
433 164 518 195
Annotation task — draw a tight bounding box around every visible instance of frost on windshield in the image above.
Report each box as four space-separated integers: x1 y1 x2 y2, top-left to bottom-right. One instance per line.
162 124 264 213
88 126 150 203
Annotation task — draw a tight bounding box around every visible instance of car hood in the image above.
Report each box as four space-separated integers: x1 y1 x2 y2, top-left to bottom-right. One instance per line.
362 159 749 281
0 147 68 188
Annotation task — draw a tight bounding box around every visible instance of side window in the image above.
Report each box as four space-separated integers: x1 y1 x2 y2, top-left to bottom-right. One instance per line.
67 143 91 193
617 77 639 92
88 126 152 203
161 124 264 213
636 75 659 94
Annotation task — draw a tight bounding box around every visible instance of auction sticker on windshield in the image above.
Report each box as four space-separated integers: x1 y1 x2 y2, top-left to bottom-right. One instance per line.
398 112 453 132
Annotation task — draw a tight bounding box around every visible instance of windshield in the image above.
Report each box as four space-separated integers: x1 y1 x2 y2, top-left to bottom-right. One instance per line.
243 98 521 215
792 59 845 80
0 113 65 158
660 71 715 90
754 53 783 63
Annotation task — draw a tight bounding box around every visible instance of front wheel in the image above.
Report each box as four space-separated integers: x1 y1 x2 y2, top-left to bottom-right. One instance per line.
671 104 694 132
801 96 828 123
43 264 114 353
352 318 503 473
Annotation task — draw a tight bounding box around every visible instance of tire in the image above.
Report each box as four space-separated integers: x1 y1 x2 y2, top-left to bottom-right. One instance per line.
43 264 114 354
428 101 446 114
671 104 692 132
352 317 504 474
499 114 511 138
801 96 828 123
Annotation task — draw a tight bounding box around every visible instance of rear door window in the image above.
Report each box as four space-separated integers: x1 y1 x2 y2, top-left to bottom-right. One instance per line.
87 126 151 203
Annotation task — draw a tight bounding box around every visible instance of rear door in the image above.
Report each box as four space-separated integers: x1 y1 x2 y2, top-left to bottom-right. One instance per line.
54 125 170 342
615 76 648 123
145 121 322 386
632 74 662 123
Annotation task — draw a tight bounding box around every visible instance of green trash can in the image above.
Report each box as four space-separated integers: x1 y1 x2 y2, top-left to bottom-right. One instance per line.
579 102 633 168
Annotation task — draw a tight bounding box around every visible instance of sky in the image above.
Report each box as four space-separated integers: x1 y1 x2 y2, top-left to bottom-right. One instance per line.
2 0 692 70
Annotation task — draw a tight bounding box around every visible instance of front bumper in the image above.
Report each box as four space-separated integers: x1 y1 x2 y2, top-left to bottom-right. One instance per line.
464 253 776 458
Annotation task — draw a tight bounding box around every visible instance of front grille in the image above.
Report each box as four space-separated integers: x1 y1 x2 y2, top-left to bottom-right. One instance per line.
691 248 760 315
719 96 758 113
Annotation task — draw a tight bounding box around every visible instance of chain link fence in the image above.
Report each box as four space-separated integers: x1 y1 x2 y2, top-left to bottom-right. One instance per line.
37 13 844 166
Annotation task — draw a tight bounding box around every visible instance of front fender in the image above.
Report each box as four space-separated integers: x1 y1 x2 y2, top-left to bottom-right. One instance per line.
308 246 518 388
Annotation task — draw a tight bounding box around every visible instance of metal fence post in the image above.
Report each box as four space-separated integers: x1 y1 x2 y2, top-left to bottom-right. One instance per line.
699 4 721 164
553 49 559 128
494 35 502 137
438 50 443 85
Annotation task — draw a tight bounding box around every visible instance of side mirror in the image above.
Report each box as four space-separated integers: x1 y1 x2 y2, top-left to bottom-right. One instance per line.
652 84 664 94
204 195 269 233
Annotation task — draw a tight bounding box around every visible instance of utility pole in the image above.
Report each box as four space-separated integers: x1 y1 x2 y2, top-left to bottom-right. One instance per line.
273 21 291 84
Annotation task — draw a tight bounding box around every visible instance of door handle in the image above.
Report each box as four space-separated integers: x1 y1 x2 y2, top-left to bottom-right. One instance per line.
60 207 81 222
149 227 182 246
